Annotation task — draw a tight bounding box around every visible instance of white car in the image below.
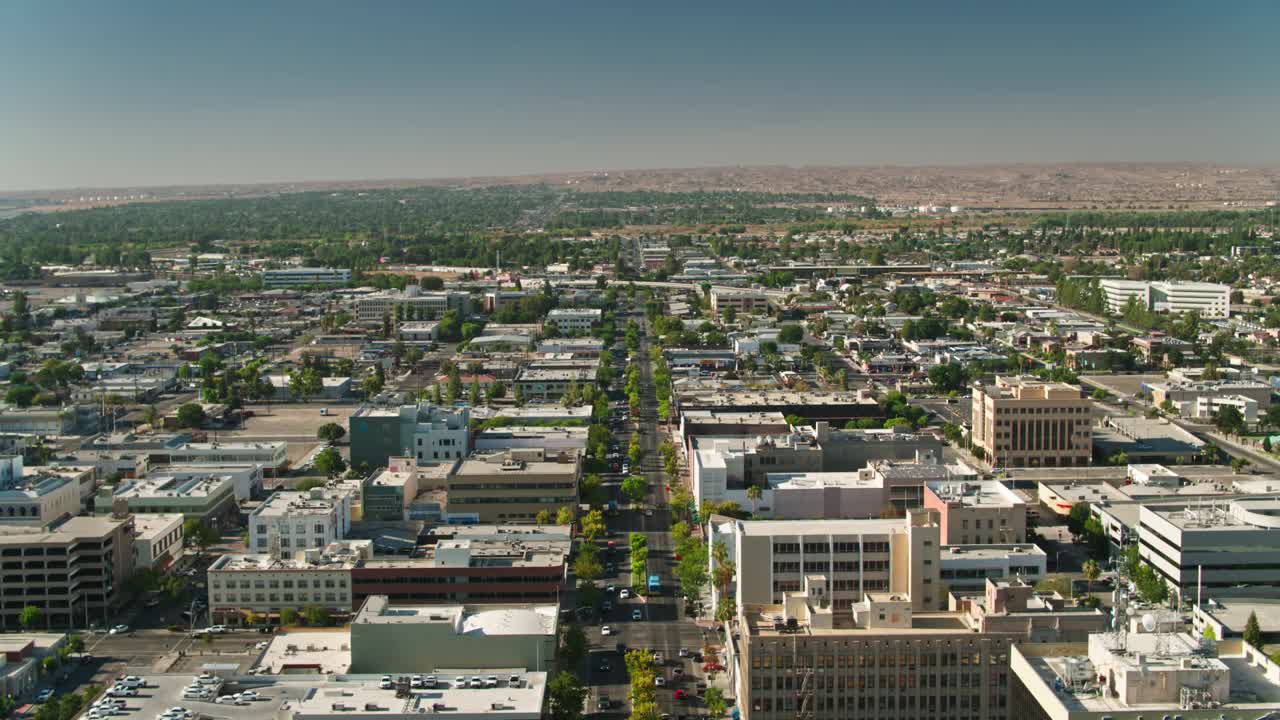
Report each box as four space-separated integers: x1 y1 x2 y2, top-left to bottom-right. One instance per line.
601 625 614 636
619 589 632 599
654 676 667 687
207 625 229 634
632 609 643 621
107 687 137 697
214 697 239 705
239 691 260 701
109 624 130 634
410 675 424 688
379 675 393 689
118 676 146 688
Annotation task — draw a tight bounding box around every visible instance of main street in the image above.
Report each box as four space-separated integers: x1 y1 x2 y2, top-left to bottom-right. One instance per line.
584 292 709 719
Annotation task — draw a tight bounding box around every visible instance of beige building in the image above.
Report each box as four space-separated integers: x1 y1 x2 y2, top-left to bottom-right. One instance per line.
447 449 580 523
952 579 1106 642
710 287 769 316
0 516 135 630
131 513 184 571
207 540 370 623
733 580 1014 720
971 376 1092 468
711 510 943 612
0 475 79 527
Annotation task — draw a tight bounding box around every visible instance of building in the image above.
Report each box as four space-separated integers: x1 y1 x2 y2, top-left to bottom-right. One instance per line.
355 286 471 323
1100 279 1231 319
711 510 943 612
923 480 1027 544
971 376 1092 468
543 308 601 334
675 390 881 424
939 544 1047 591
474 426 588 453
157 463 264 501
1139 498 1280 597
535 337 605 356
1147 378 1274 413
953 578 1105 642
1191 393 1259 422
1093 415 1207 464
763 471 888 520
513 367 595 401
734 582 1013 720
361 456 453 522
351 525 570 607
446 449 580 523
262 267 351 288
349 403 470 472
1193 596 1280 646
348 595 557 673
158 441 289 477
279 675 546 720
397 321 440 342
0 634 67 700
208 540 370 623
248 481 361 554
709 287 768 316
0 405 96 435
1010 631 1280 720
131 513 184 571
96 472 237 522
0 515 134 629
0 472 79 527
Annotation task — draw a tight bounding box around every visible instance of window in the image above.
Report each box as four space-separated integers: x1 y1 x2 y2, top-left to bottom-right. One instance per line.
314 524 325 534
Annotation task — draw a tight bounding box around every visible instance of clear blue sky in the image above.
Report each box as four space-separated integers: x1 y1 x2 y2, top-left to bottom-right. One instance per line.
2 0 1277 191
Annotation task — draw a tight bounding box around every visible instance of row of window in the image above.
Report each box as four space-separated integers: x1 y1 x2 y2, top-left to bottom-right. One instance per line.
752 692 1006 715
213 592 345 604
211 578 346 590
256 524 329 535
752 650 1000 670
751 670 1003 690
772 541 890 555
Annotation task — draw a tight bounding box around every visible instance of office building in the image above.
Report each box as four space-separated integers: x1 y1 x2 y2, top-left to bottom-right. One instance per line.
1139 498 1280 596
1100 279 1231 319
157 463 264 501
446 449 579 523
474 426 588 454
1010 630 1280 720
354 286 471 323
96 472 237 522
363 456 434 522
262 267 351 288
131 513 184 571
512 366 595 401
709 287 768 316
248 481 361 554
207 540 371 624
0 472 78 527
278 675 546 720
0 634 68 700
351 525 570 607
1147 378 1274 413
0 516 134 629
923 480 1027 544
348 595 557 673
940 545 1047 591
543 307 601 334
710 510 943 612
158 441 289 477
349 403 470 472
733 581 1013 720
971 376 1092 468
952 578 1105 642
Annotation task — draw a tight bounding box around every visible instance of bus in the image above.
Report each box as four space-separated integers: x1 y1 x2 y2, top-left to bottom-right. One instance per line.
647 574 661 594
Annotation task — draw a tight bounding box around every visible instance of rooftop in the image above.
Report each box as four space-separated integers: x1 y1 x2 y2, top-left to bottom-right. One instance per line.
940 544 1046 561
743 604 971 636
925 480 1024 508
210 541 372 572
282 673 547 719
353 596 557 637
735 516 908 538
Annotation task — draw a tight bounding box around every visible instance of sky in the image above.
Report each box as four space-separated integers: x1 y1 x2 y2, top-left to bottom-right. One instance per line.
1 0 1278 191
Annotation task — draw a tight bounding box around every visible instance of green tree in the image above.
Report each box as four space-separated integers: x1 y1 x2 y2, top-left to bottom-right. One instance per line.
546 671 586 720
746 484 763 516
621 475 648 505
316 422 346 443
302 604 330 626
1244 610 1264 649
468 381 482 406
558 624 588 672
280 608 300 626
288 367 322 400
704 687 727 718
580 473 604 506
535 509 553 525
18 604 43 630
1214 405 1245 436
1082 559 1101 596
175 402 206 428
579 509 605 541
778 324 803 344
313 447 346 477
1232 457 1250 474
555 506 575 526
573 550 602 585
183 518 221 553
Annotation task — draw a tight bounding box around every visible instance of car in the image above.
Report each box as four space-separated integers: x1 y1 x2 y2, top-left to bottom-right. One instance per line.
208 624 229 634
644 508 654 517
674 689 686 700
239 691 260 701
411 675 424 688
598 659 612 672
196 674 220 685
109 624 130 634
108 687 138 697
605 584 617 594
379 676 393 689
601 625 614 636
654 676 667 687
615 642 627 654
485 676 498 688
619 588 632 599
468 676 483 689
214 696 240 705
598 697 612 710
507 674 521 687
255 640 270 650
118 676 146 688
35 689 54 703
632 609 643 621
678 648 691 658
654 652 665 665
424 675 437 688
454 677 468 689
672 665 684 676
602 600 613 612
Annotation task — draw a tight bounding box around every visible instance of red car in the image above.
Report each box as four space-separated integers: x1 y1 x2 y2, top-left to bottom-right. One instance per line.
673 690 686 700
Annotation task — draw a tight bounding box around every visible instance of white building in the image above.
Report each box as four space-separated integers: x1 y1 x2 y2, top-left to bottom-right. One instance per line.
1100 279 1231 319
544 308 601 334
163 441 289 476
262 267 351 288
208 540 370 622
355 286 471 322
0 474 79 526
939 544 1046 590
1140 498 1280 596
248 481 361 554
96 472 237 522
1192 393 1259 423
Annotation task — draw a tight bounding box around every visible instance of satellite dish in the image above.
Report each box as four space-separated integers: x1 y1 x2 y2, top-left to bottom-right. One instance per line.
1141 613 1157 632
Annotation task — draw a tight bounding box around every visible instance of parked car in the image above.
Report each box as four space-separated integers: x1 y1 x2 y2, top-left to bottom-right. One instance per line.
601 625 614 636
379 675 393 689
632 609 643 621
35 689 54 703
109 624 130 635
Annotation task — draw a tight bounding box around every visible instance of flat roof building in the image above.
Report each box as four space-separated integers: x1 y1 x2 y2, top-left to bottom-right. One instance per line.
940 544 1047 591
248 480 361 554
349 595 557 673
262 267 351 288
349 403 470 473
446 449 579 524
96 471 237 522
1139 498 1280 596
971 376 1092 468
208 540 371 623
924 480 1027 544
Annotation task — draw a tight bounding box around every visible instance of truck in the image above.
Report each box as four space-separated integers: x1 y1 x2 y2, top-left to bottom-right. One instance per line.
647 574 661 594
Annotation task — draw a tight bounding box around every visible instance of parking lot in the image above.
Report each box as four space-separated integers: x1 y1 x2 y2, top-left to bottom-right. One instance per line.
88 674 306 720
1080 372 1164 400
211 402 356 466
77 630 272 695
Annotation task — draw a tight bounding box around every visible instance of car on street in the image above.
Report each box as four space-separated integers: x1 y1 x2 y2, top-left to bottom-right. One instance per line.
117 676 146 688
239 691 260 701
36 689 54 703
654 676 666 687
379 675 393 689
602 600 613 612
619 588 632 599
672 665 683 676
597 697 613 710
674 689 686 699
598 659 612 672
601 625 614 636
109 624 129 634
207 624 229 634
654 652 664 665
632 609 642 621
678 648 690 658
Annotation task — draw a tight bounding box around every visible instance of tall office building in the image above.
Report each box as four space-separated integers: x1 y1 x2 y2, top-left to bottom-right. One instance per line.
971 377 1092 468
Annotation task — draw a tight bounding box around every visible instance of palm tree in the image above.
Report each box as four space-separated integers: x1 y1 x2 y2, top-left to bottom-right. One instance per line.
746 485 762 517
1082 559 1101 597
